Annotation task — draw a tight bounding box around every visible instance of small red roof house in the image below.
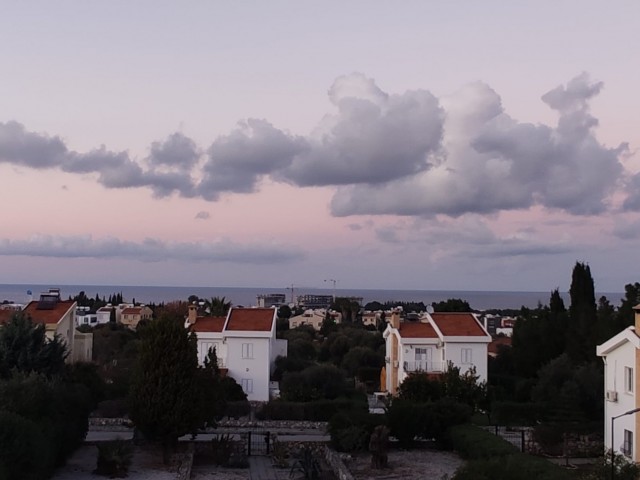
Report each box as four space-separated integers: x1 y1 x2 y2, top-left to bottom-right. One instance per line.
382 309 491 395
186 306 288 402
8 289 93 363
119 305 153 330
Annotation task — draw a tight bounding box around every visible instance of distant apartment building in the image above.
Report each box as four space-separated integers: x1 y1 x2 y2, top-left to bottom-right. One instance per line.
257 293 287 308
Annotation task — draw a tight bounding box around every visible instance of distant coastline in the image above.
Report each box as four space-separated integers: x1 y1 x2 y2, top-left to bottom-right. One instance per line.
0 283 625 311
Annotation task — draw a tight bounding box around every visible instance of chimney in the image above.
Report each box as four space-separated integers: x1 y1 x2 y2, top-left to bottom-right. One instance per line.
391 309 401 330
188 304 198 325
634 304 640 331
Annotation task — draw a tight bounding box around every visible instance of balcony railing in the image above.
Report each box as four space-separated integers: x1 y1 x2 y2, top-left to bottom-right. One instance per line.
403 361 444 373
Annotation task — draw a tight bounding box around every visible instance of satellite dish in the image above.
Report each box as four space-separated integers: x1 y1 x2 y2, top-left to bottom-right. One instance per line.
426 305 434 314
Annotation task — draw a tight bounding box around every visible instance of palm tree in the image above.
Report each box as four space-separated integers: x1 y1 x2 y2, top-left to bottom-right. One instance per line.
205 296 232 316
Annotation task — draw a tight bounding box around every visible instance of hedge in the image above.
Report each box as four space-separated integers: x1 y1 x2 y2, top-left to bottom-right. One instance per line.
452 453 571 480
447 424 518 459
448 425 571 480
491 401 548 426
0 411 53 480
257 398 367 421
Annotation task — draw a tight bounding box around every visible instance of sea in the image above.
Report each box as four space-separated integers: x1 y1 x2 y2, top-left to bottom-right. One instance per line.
0 283 625 311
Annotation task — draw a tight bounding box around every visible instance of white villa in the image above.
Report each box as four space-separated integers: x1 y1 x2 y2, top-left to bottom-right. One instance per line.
596 305 640 461
382 309 491 394
186 305 287 402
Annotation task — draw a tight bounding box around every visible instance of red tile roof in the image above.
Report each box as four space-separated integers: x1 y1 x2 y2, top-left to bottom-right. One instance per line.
431 313 486 336
192 316 226 333
489 336 512 355
399 322 438 338
122 307 141 315
23 300 75 325
225 308 274 332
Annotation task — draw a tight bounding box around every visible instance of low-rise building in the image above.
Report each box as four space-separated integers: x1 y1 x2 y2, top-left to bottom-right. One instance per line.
596 305 640 461
120 305 153 330
382 309 491 394
187 306 287 402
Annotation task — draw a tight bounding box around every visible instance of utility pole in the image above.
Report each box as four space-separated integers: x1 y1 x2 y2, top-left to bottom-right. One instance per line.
324 279 337 301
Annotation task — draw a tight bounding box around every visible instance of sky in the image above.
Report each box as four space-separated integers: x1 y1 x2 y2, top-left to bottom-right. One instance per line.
0 1 639 293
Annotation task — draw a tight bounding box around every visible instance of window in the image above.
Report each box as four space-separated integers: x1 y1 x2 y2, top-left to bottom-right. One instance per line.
623 429 633 457
241 378 253 394
625 367 634 393
461 348 472 364
242 343 254 359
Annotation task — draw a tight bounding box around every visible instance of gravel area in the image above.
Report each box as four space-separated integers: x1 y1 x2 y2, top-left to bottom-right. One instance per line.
345 447 464 480
51 445 178 480
190 464 250 480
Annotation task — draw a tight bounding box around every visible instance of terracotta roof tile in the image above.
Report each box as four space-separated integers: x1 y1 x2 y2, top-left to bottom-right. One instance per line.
225 308 274 332
399 322 438 338
0 309 15 325
23 300 75 325
121 307 141 315
431 313 486 336
192 316 226 333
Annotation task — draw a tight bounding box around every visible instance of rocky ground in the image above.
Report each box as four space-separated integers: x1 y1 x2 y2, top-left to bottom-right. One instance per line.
344 446 464 480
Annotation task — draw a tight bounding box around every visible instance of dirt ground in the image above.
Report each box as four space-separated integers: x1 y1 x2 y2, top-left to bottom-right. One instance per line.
345 446 464 480
51 444 178 480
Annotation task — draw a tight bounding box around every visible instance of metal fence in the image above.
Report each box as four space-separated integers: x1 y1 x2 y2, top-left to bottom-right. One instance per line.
489 425 526 452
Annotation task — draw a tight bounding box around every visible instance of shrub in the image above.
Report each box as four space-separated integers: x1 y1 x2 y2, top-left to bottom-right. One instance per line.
210 434 234 466
447 424 518 459
225 400 251 419
0 411 52 480
289 445 321 480
328 410 385 452
452 453 571 480
258 399 367 422
385 400 422 448
491 401 547 426
94 439 133 478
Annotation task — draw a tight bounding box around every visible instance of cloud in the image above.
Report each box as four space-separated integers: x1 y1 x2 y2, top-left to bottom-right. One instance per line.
612 218 640 240
331 74 627 217
0 235 305 264
148 132 200 170
198 119 307 200
0 73 633 220
281 73 444 186
194 211 210 220
0 121 67 168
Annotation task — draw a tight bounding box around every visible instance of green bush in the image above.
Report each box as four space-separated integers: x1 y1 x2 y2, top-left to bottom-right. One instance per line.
491 401 547 426
452 453 571 480
328 410 385 452
210 434 234 466
386 399 471 448
447 424 518 459
94 439 133 478
0 411 52 480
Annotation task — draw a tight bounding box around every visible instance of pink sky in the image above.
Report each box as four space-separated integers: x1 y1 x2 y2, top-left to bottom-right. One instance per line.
0 1 639 293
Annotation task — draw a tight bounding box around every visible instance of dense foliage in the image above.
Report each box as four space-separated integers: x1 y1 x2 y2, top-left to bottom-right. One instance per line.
0 313 95 480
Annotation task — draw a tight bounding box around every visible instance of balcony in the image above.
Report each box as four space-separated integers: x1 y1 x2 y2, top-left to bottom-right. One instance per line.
403 361 444 373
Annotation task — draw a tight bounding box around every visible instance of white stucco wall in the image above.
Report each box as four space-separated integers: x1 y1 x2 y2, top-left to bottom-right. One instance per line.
443 341 489 383
195 333 225 367
225 336 271 402
603 341 637 459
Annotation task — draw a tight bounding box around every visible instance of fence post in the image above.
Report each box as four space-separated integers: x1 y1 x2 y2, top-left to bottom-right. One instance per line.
495 425 499 436
248 431 252 457
521 430 525 453
266 431 270 455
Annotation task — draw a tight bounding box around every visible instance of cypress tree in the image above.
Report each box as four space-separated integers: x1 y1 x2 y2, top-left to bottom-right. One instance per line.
129 313 205 463
567 262 597 363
